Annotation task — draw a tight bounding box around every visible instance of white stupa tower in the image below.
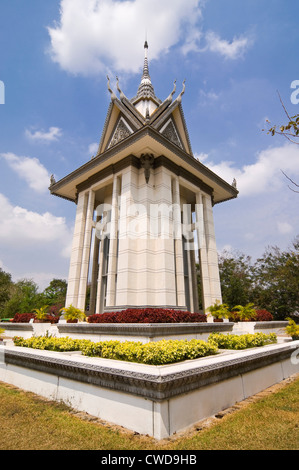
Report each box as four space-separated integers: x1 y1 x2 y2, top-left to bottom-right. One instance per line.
50 42 238 315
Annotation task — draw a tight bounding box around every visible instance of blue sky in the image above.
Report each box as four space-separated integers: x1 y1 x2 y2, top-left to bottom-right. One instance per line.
0 0 299 290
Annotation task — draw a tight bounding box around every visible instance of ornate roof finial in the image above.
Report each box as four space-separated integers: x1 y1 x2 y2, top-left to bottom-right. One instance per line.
165 79 177 104
176 79 186 103
131 41 161 105
107 75 117 101
116 76 126 101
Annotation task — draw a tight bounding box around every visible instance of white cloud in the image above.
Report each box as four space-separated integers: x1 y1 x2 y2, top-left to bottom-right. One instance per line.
47 0 203 76
25 126 62 142
0 193 72 256
88 142 98 156
277 222 293 235
0 152 51 193
198 89 220 105
205 31 253 60
200 143 299 197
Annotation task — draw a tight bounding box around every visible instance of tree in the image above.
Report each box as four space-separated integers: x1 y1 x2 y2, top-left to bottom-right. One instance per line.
0 268 13 318
43 279 67 306
252 237 299 319
218 250 254 310
2 279 45 317
264 92 299 193
265 92 299 144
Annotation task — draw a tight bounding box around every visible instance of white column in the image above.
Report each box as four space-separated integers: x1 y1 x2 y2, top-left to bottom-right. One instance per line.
77 189 95 311
202 194 222 304
65 192 88 308
195 192 212 313
106 175 121 307
190 243 199 312
172 177 186 308
89 226 100 315
95 235 105 314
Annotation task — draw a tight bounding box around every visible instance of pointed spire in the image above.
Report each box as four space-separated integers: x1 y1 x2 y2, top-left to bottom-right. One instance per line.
131 41 161 105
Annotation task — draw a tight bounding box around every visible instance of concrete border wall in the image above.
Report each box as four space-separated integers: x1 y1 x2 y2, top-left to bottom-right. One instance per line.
1 321 289 343
0 340 298 439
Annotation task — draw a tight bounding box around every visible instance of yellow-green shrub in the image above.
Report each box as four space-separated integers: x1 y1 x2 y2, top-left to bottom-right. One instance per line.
81 339 219 365
13 336 90 352
285 318 299 340
208 332 277 350
13 336 218 365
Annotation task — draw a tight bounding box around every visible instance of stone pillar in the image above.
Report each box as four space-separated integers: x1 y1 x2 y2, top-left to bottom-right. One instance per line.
77 189 95 311
202 194 222 304
106 175 121 307
95 235 105 314
172 177 186 308
190 244 199 312
195 192 212 313
65 191 88 308
88 225 100 315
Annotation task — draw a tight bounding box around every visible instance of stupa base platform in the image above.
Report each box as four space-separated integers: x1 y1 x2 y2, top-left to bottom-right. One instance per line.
0 340 298 439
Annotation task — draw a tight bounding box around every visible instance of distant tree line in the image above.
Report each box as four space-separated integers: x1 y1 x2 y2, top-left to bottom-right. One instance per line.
217 236 299 320
0 276 67 319
0 236 298 321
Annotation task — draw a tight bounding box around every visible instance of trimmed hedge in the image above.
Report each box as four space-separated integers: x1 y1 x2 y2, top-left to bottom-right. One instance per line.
13 336 89 352
13 336 218 365
13 332 278 365
81 339 218 365
12 312 60 324
87 308 207 324
208 332 277 350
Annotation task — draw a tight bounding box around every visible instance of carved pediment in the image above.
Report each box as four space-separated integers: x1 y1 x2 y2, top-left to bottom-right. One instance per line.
160 118 183 149
107 117 133 149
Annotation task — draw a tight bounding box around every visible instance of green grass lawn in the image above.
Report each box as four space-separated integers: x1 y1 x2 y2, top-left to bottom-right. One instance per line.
0 375 298 450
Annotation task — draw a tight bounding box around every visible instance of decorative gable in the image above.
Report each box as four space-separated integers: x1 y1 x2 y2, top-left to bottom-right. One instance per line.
160 118 183 149
107 117 134 150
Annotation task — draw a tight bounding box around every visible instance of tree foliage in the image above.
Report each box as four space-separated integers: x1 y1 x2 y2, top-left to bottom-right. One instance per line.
218 251 254 310
0 274 67 319
218 237 299 320
0 268 13 313
252 238 299 319
265 92 299 144
264 92 299 193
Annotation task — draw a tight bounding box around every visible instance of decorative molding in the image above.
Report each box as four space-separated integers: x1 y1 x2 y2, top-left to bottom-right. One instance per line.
3 342 298 401
57 322 234 337
50 126 238 204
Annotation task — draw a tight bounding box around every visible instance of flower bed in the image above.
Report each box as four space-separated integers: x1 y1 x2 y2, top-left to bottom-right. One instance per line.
13 336 217 365
12 331 278 365
87 308 207 324
12 312 60 324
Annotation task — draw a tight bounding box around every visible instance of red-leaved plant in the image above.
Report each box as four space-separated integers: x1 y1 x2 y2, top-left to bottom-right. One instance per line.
255 310 274 322
87 308 207 324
